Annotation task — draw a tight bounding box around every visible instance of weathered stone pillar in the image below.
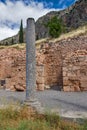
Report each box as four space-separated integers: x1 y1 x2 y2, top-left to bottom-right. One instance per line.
26 18 36 101
25 18 43 112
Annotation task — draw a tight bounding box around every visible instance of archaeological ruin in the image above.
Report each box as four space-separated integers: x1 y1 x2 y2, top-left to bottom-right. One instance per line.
0 34 87 92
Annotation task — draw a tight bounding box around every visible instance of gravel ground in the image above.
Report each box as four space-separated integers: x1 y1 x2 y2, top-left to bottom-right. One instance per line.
0 89 87 118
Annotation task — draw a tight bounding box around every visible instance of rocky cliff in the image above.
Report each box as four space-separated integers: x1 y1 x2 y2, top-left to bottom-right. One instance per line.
0 0 87 45
36 0 87 39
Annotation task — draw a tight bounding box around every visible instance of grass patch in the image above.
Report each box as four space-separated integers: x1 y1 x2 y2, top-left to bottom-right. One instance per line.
0 43 26 50
10 43 26 50
0 105 87 130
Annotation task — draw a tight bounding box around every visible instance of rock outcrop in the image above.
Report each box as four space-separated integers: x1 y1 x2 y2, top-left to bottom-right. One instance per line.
0 0 87 45
36 0 87 39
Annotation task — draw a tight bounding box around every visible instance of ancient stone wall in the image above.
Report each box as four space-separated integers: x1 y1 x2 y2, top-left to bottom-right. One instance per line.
36 65 45 90
58 35 87 58
36 49 45 90
36 34 87 91
0 48 26 91
63 50 87 91
42 43 63 89
0 34 87 91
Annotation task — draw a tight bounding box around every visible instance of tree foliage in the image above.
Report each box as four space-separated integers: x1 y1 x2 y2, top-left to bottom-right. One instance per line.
47 16 64 38
11 38 14 44
19 19 24 43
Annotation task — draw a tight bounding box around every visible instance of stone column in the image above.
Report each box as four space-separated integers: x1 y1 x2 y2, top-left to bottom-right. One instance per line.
26 18 36 101
25 18 43 112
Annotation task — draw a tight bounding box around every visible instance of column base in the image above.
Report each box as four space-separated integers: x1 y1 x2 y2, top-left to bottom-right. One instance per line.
24 99 44 114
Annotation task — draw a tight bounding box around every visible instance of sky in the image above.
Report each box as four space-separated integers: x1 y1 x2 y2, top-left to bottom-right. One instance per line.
0 0 77 41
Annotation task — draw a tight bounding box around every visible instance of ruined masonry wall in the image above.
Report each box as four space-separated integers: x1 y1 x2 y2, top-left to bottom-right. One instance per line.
0 48 26 91
36 34 87 91
36 43 63 90
63 50 87 91
0 34 87 91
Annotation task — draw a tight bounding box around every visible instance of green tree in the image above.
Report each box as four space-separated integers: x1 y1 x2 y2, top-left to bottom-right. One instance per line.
19 19 24 43
11 38 14 44
47 16 64 38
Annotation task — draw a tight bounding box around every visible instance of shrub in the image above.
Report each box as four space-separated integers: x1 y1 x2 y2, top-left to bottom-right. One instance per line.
47 16 65 38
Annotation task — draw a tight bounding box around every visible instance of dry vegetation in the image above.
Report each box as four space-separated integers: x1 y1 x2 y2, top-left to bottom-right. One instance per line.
36 24 87 48
50 25 87 42
0 24 87 49
0 43 25 50
0 105 87 130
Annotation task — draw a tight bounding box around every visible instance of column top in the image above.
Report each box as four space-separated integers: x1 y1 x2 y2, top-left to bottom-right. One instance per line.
27 18 35 24
27 18 34 22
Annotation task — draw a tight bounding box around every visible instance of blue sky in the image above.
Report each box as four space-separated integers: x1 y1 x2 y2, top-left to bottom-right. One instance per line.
0 0 77 40
0 0 76 8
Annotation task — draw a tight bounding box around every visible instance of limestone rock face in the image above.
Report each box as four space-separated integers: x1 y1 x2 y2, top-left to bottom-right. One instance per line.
0 0 87 44
35 0 87 39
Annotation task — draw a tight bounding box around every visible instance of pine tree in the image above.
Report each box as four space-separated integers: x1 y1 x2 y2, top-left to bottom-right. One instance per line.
47 16 65 38
12 38 14 44
19 19 24 43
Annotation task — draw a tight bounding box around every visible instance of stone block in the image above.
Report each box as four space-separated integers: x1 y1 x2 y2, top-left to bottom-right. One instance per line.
36 77 44 84
80 81 87 88
73 86 80 91
63 80 69 86
63 86 71 92
45 85 50 89
72 66 80 70
80 87 87 91
37 84 44 91
63 67 68 71
64 86 78 92
63 72 67 76
78 56 85 62
14 85 25 91
68 76 78 80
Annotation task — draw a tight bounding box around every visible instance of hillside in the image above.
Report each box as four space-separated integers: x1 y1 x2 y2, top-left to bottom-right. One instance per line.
0 0 87 45
36 0 87 39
